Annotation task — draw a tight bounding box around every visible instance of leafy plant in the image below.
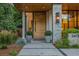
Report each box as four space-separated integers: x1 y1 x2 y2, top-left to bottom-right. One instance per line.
0 30 18 45
45 31 52 36
9 50 17 56
55 39 69 48
55 40 63 48
62 39 69 46
26 31 33 35
0 44 7 49
16 38 26 46
62 28 79 39
62 39 70 48
70 44 79 48
0 4 22 31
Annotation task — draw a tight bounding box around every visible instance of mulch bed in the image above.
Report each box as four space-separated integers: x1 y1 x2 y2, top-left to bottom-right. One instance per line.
0 44 23 56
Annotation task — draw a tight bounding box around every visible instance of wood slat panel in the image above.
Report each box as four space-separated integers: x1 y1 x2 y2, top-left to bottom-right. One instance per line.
62 3 79 10
14 3 52 12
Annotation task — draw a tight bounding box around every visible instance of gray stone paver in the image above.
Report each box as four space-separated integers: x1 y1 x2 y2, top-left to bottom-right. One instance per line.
23 43 55 49
18 42 63 56
18 49 63 56
60 49 79 56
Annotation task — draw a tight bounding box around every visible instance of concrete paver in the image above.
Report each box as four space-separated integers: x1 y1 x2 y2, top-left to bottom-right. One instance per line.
18 41 63 56
60 49 79 56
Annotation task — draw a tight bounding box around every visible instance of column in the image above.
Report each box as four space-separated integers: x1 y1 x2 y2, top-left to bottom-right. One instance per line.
22 11 26 42
46 10 52 31
52 4 62 43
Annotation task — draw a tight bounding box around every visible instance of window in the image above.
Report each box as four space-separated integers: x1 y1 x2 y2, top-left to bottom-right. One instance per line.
62 10 79 30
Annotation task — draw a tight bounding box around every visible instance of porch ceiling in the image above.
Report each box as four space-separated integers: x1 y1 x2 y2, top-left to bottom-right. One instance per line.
62 3 79 10
14 3 52 12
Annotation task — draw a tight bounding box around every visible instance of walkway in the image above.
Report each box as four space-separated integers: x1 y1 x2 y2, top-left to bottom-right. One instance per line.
18 40 63 56
60 49 79 56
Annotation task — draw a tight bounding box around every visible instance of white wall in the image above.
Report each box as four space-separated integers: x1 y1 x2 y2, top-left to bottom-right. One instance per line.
46 9 52 32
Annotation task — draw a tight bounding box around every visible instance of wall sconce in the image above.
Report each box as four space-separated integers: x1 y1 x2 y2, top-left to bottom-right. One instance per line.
56 12 60 24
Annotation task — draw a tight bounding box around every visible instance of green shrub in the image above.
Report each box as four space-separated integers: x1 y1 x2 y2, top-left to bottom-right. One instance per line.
62 39 69 48
16 38 26 46
45 31 52 36
55 39 69 48
26 31 33 35
62 28 79 39
9 50 17 56
70 45 79 48
0 44 7 49
55 40 63 48
0 30 18 45
62 39 69 46
55 38 79 48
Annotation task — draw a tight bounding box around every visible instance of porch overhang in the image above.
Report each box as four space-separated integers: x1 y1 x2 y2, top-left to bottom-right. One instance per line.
62 3 79 10
14 3 52 12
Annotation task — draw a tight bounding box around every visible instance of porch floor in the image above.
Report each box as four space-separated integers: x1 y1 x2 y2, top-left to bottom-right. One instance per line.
18 40 63 56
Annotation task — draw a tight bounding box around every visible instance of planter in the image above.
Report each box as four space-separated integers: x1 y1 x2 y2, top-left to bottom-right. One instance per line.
68 33 79 45
27 35 32 43
44 31 52 43
45 36 52 43
26 31 33 43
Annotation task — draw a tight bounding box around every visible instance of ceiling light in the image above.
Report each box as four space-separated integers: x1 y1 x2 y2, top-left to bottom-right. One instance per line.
42 6 45 9
25 6 28 9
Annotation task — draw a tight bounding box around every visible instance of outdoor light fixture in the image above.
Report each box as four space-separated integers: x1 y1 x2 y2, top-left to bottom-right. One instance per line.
56 12 60 24
56 16 60 19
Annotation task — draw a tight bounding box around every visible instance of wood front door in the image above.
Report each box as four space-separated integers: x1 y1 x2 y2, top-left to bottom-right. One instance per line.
33 12 46 40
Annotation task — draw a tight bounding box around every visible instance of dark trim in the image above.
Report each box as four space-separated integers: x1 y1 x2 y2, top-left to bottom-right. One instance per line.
68 10 69 29
62 10 79 11
24 12 26 38
76 11 78 29
57 48 67 56
33 12 36 32
73 11 75 28
33 12 34 38
51 8 53 43
25 12 26 32
53 44 67 56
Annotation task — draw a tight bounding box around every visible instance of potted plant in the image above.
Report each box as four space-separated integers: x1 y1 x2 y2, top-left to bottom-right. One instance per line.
45 31 52 43
26 31 33 43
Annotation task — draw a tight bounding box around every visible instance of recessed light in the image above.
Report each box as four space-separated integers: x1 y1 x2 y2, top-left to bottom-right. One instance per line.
42 6 45 9
25 6 28 9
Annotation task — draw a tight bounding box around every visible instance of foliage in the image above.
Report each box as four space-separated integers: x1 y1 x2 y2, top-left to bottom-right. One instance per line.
0 44 7 49
26 31 33 35
0 30 18 45
0 3 22 31
70 44 79 48
55 39 70 48
55 40 63 48
62 28 79 39
45 31 52 36
55 38 79 48
62 38 69 46
56 28 79 48
9 50 17 56
63 28 79 33
16 38 26 46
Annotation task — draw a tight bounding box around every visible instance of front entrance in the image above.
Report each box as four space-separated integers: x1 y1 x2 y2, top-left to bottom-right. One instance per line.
33 12 46 40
